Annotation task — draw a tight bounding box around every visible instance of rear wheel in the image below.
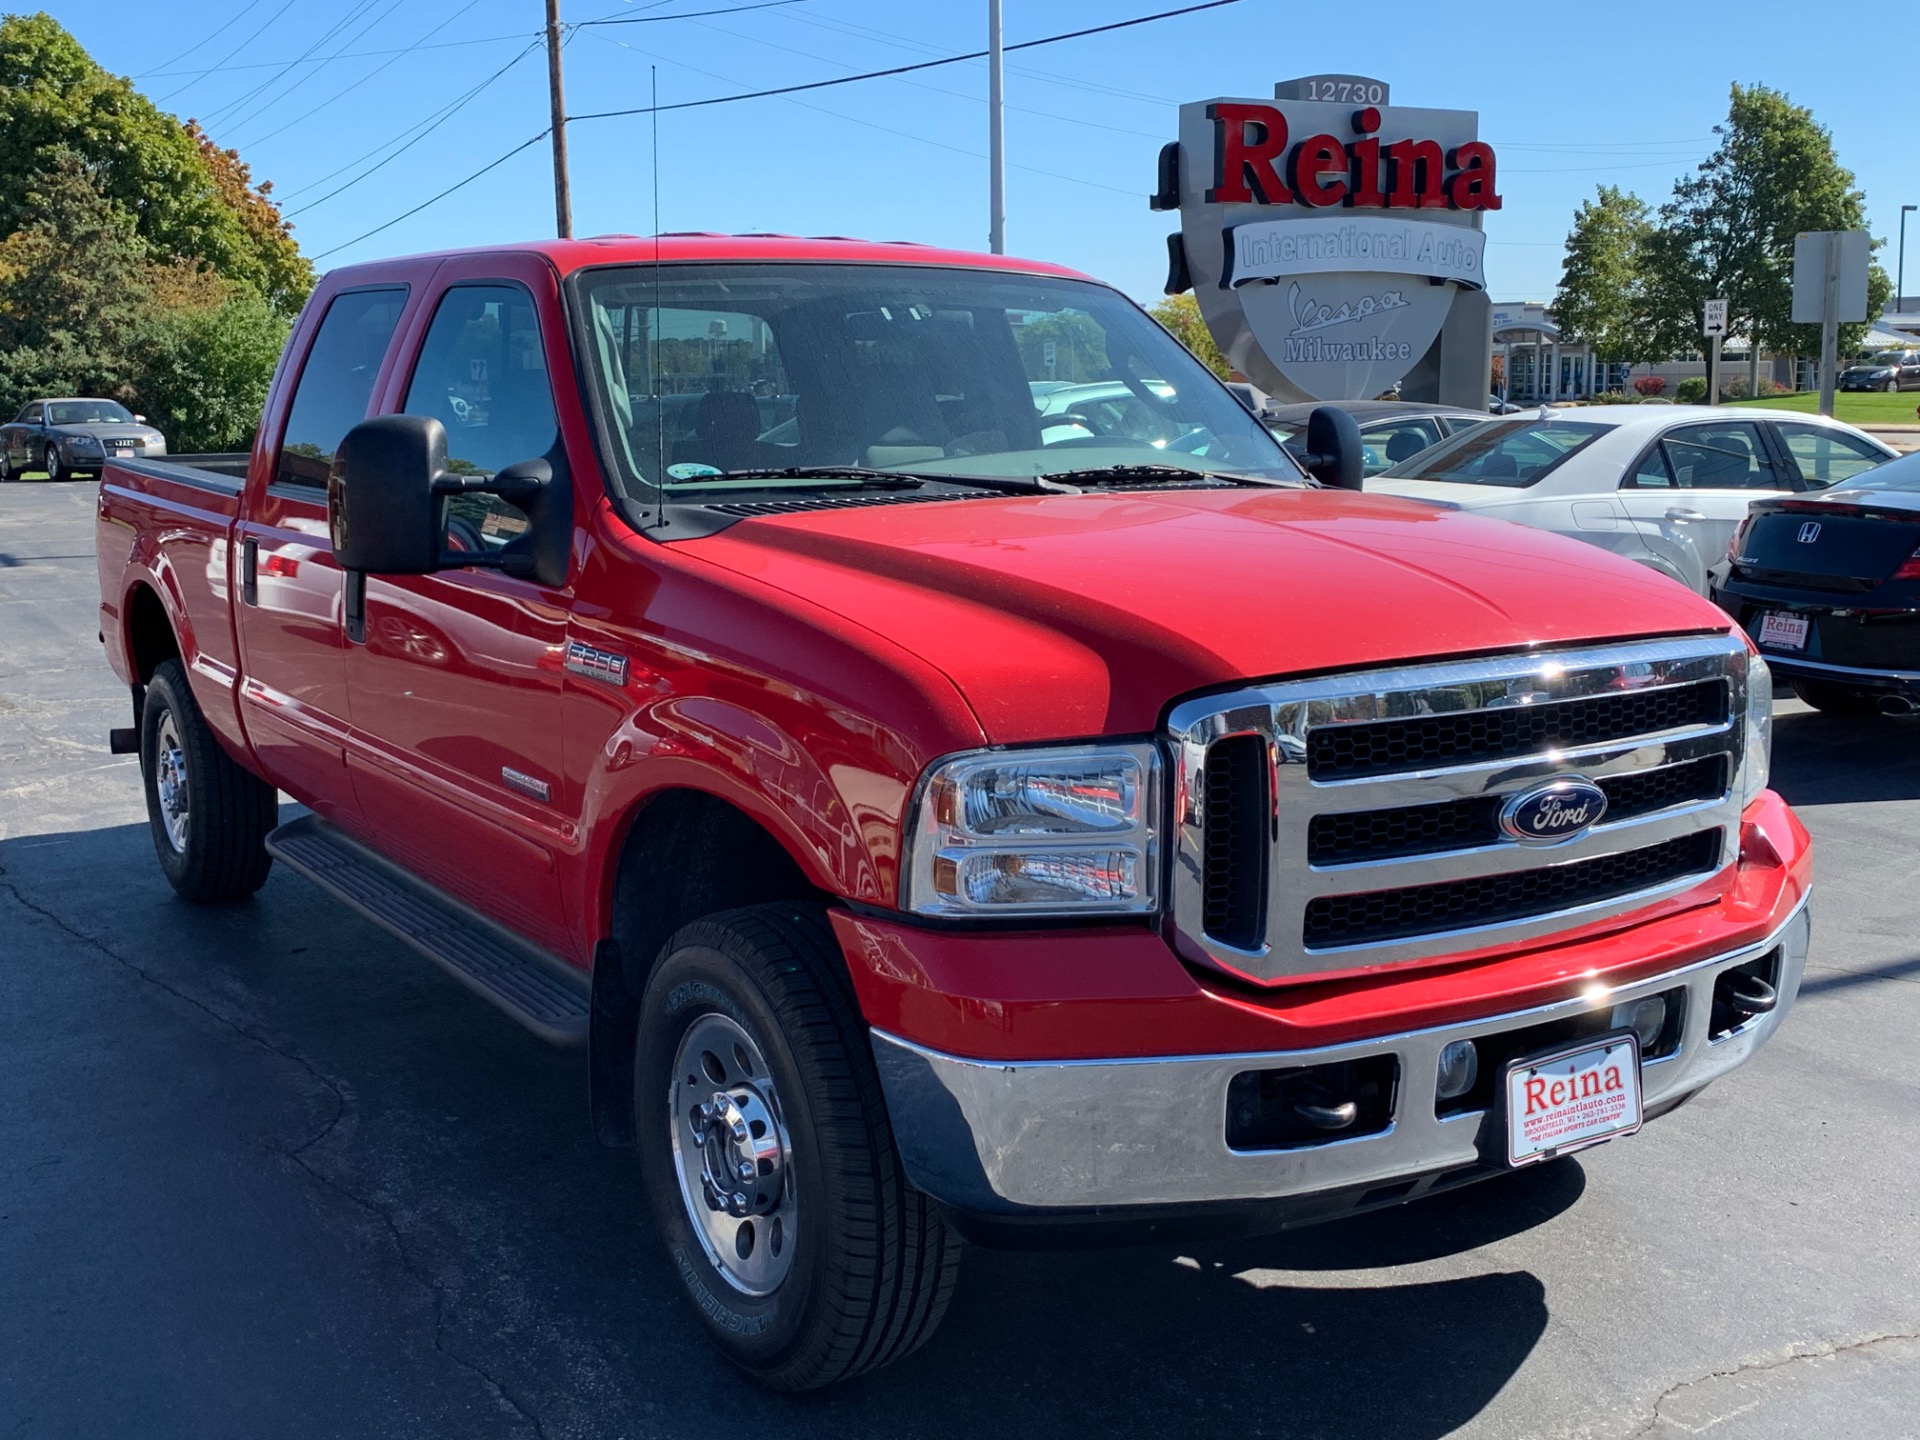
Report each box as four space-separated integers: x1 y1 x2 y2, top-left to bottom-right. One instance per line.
1791 679 1885 717
0 447 12 482
635 903 960 1390
141 659 279 901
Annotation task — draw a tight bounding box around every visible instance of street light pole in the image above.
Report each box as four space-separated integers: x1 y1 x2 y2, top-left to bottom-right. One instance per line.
1901 205 1916 314
546 0 573 240
987 0 1005 254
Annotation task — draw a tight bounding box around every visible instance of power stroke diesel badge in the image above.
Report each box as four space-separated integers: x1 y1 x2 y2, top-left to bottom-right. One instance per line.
1498 778 1608 846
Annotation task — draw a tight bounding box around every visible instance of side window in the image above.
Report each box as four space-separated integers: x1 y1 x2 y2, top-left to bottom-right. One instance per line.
1625 444 1676 489
1364 419 1443 475
1657 422 1785 490
276 288 408 488
19 404 40 424
402 283 558 477
1775 422 1888 489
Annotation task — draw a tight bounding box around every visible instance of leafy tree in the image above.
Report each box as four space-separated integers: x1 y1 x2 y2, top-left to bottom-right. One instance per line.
0 13 312 312
1648 83 1886 360
1552 187 1660 368
1148 293 1229 379
133 288 289 451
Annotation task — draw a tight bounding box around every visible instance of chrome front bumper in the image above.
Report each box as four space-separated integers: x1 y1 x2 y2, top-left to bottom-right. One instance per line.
872 897 1809 1216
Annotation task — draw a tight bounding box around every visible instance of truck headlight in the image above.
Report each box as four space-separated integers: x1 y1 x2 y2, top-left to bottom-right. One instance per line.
902 743 1161 917
1739 652 1773 807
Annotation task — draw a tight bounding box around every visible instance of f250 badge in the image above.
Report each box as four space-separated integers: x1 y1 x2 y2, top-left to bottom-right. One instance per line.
565 640 629 686
1499 778 1608 846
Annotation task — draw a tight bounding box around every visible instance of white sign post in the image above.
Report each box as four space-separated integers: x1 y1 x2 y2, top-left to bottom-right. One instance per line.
1792 231 1870 417
1702 298 1729 406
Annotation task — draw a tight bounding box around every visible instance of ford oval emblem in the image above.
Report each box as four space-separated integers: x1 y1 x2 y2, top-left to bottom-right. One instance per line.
1499 778 1608 846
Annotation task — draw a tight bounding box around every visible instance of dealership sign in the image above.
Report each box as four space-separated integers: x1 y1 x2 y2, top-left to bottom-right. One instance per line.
1155 77 1499 404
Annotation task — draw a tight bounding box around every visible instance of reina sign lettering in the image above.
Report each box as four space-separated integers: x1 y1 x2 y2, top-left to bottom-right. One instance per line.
1156 77 1498 407
1205 103 1502 213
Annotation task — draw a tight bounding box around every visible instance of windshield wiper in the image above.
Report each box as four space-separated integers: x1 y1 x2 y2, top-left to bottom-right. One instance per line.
1038 463 1301 489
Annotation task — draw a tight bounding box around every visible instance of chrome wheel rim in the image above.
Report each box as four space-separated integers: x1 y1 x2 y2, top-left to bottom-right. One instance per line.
154 712 189 854
668 1011 796 1297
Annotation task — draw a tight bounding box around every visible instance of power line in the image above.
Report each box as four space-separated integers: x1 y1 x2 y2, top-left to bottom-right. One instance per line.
568 0 1243 123
157 0 302 102
313 131 552 259
284 40 544 214
207 0 404 133
140 0 269 77
145 31 536 78
237 0 489 148
576 0 812 26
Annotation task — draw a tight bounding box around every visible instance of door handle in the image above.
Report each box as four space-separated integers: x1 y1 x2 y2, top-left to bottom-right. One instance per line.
1664 507 1707 522
241 537 258 606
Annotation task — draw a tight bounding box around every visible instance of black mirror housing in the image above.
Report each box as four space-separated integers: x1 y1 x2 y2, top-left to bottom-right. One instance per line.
329 414 447 574
1302 406 1365 490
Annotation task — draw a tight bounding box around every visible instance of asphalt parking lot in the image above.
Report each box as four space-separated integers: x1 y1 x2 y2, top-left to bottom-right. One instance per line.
2 477 1916 1440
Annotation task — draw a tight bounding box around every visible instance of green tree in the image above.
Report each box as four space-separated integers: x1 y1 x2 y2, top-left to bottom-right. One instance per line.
132 288 289 451
1647 83 1885 360
1552 186 1660 370
1148 293 1229 379
0 13 313 312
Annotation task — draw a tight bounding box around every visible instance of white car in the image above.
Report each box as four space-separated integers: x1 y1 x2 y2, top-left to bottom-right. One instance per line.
1368 405 1899 594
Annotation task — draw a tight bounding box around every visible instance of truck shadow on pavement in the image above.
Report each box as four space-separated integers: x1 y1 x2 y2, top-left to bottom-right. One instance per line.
1768 707 1920 807
1 820 1559 1440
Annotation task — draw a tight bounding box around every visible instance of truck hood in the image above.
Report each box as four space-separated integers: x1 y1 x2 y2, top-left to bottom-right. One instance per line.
685 487 1725 741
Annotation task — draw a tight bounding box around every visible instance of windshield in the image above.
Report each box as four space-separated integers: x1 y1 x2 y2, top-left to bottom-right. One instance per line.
572 262 1303 497
1383 417 1608 488
1834 449 1920 492
49 400 135 426
1868 352 1912 366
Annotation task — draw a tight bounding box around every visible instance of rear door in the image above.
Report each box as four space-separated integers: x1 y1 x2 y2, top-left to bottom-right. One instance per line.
233 284 415 814
340 258 573 954
1616 420 1794 592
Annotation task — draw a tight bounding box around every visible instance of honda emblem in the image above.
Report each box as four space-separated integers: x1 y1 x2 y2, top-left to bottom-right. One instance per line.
1796 521 1822 544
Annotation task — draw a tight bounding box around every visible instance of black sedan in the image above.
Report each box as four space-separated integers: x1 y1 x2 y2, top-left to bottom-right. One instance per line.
1262 399 1492 477
0 397 167 482
1714 448 1920 714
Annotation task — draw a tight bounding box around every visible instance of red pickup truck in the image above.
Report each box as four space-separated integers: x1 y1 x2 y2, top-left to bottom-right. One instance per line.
96 235 1810 1389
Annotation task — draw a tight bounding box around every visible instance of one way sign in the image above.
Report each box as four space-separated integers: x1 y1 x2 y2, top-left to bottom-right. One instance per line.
1702 298 1729 338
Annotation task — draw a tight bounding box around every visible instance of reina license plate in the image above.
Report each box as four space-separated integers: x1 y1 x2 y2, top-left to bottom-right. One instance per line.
1505 1034 1643 1167
1756 611 1809 651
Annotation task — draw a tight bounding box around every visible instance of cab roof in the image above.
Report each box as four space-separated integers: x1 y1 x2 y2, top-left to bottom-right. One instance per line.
322 233 1094 286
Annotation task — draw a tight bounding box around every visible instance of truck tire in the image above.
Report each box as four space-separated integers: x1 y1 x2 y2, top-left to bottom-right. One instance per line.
635 903 960 1390
1791 679 1883 717
140 659 278 901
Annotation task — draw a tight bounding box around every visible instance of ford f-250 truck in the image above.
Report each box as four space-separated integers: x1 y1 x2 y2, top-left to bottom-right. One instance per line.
96 235 1810 1390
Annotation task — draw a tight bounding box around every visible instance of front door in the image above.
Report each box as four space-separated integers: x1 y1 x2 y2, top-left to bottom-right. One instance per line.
341 271 575 955
234 285 412 815
1616 420 1794 593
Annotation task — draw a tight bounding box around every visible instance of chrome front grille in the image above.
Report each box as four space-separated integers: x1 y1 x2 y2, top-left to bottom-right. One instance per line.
1167 636 1752 984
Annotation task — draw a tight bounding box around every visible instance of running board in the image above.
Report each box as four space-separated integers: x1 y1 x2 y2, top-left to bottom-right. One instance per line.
266 814 590 1046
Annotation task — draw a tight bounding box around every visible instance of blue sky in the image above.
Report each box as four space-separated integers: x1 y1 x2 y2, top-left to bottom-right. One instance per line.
61 0 1920 305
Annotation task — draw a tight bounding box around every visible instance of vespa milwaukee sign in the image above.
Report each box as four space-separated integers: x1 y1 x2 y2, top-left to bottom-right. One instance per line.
1155 77 1499 405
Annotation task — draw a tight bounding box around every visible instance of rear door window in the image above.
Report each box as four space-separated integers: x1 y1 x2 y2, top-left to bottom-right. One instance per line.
1774 422 1889 489
276 287 409 488
1360 418 1443 475
1652 421 1786 491
1387 418 1608 487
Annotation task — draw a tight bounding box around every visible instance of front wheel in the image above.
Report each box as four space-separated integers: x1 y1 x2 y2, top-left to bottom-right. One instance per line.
1791 679 1885 717
1887 379 1901 394
635 904 960 1390
141 659 279 901
43 444 66 482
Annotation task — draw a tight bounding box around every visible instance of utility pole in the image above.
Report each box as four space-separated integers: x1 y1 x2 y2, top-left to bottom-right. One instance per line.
987 0 1004 254
1901 204 1916 313
546 0 573 240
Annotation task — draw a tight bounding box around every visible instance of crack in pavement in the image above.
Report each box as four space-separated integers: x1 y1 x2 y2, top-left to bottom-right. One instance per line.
1622 1330 1920 1437
0 875 552 1440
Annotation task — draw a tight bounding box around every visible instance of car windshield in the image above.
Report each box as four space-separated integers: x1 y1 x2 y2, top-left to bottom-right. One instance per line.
572 262 1304 498
1382 417 1609 488
1868 352 1910 366
1833 450 1920 492
48 400 135 425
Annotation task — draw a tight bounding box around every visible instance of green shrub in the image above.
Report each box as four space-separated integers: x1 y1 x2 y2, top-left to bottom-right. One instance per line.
1675 376 1709 404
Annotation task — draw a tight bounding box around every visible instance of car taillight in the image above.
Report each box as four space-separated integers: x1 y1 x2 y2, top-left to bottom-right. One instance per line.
1893 548 1920 581
1727 517 1752 565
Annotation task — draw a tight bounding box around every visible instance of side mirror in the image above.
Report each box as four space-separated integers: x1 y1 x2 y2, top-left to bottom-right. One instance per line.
328 413 572 589
1300 406 1364 490
133 414 146 424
